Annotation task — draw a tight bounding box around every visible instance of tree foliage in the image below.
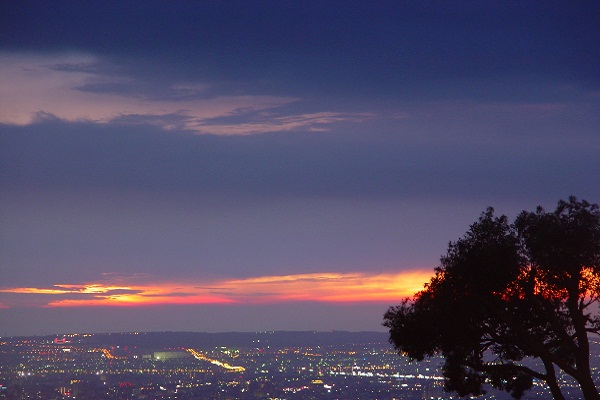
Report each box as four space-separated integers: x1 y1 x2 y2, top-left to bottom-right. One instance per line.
384 197 600 400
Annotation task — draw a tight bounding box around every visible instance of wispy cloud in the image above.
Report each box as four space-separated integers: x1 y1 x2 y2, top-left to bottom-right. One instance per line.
194 110 376 135
17 284 136 294
0 53 371 135
0 271 432 308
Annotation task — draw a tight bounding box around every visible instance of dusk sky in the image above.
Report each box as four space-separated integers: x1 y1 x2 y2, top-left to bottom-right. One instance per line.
1 1 599 337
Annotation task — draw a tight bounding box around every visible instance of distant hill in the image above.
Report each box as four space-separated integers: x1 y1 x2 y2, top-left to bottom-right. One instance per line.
38 331 390 349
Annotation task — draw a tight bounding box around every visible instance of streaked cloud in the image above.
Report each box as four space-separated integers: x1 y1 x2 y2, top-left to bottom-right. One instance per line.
6 284 135 295
196 111 376 135
0 53 372 135
226 271 432 302
0 270 432 308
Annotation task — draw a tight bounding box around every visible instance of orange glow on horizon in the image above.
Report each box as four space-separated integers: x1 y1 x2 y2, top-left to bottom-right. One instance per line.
4 284 133 295
0 270 433 308
45 294 236 308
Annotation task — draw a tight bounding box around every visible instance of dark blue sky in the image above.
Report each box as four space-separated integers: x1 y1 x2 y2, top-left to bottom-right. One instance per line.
1 1 599 336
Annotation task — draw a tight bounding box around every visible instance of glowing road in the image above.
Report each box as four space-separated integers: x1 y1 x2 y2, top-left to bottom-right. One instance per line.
186 348 245 372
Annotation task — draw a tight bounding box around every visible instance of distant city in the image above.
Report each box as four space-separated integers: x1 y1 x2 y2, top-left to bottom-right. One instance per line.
0 331 597 400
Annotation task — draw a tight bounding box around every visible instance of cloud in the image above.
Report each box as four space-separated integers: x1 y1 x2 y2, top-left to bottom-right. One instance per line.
224 271 432 302
0 52 372 135
195 110 376 135
0 270 433 308
3 113 599 205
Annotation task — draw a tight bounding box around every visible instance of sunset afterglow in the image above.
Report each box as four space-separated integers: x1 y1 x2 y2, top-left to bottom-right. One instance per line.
0 270 432 308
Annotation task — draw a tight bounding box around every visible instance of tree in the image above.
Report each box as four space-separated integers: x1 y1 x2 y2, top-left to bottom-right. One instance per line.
383 197 600 400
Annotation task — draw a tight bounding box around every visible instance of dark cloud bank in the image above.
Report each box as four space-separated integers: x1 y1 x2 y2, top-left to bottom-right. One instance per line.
2 118 598 202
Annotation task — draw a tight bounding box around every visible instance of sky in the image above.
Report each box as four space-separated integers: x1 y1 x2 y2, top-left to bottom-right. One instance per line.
1 1 599 337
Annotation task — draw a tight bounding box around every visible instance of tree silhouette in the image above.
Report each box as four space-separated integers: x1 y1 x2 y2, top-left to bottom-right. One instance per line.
384 197 600 400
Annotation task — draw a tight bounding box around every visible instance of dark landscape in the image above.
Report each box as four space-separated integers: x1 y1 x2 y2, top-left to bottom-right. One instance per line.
1 331 598 399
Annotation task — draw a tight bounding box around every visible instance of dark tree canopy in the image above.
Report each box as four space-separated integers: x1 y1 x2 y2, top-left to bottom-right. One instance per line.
384 197 600 400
